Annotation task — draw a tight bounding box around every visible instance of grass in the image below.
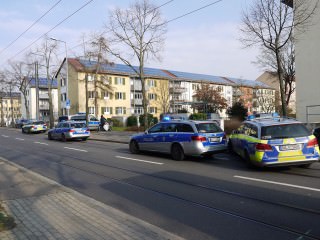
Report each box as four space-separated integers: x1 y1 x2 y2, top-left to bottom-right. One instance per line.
0 204 16 232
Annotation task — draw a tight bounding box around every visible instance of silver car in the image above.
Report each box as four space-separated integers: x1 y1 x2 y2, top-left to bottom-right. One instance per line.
129 120 227 160
48 121 90 141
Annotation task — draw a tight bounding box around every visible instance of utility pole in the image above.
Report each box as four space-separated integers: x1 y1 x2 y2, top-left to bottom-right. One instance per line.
35 61 40 120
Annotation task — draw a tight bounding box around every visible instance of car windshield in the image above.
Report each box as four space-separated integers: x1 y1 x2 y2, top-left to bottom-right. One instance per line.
261 124 311 139
195 123 222 133
70 116 86 121
71 123 86 128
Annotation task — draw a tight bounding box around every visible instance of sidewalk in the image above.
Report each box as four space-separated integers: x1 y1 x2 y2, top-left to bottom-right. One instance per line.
0 157 184 240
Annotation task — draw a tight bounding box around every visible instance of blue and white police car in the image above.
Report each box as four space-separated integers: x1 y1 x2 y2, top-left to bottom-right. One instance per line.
129 119 227 160
48 121 90 142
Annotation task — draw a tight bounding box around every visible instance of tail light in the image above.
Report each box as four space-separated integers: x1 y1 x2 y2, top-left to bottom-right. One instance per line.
86 128 90 132
69 129 75 133
256 143 273 151
191 136 207 142
307 138 318 148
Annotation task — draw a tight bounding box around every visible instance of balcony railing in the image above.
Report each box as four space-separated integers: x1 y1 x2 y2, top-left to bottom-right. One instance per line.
169 86 187 93
39 104 49 110
39 93 49 99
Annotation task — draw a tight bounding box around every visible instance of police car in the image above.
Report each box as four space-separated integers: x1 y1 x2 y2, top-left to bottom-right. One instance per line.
228 113 320 167
48 121 90 141
129 119 227 160
66 113 100 131
21 120 47 133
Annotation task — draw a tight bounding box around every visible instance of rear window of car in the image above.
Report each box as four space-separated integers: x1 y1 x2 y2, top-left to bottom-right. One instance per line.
195 123 223 133
70 123 86 128
33 121 45 125
261 124 311 140
70 115 86 121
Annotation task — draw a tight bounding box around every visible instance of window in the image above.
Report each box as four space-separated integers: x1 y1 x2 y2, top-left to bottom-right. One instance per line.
148 93 157 100
60 78 66 86
89 107 95 115
103 91 109 99
149 107 157 114
88 91 95 99
196 123 222 133
177 123 194 133
115 92 126 100
134 107 143 114
115 77 125 85
134 93 142 99
61 93 67 101
163 123 177 132
148 123 164 133
101 107 112 114
148 79 157 87
115 107 126 115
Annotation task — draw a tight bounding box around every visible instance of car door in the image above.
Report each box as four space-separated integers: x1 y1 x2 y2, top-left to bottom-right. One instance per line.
160 123 178 153
52 123 62 138
139 123 164 151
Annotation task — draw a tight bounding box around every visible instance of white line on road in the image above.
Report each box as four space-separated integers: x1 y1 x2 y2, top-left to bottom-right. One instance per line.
1 135 9 138
234 175 320 192
15 138 24 141
64 147 88 152
116 156 164 165
34 142 49 146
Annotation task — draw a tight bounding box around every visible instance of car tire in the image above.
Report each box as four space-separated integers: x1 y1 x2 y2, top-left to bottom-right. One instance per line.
171 144 184 161
244 150 257 169
228 140 234 154
48 132 53 140
299 163 312 168
61 134 67 142
129 140 140 154
82 137 88 141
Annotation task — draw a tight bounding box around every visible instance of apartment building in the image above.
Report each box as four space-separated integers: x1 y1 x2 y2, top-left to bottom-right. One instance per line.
21 78 58 121
55 58 275 124
0 92 21 126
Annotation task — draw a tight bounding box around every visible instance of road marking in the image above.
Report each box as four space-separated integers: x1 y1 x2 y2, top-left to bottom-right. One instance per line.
116 156 164 165
15 138 24 141
234 175 320 192
64 147 88 152
1 135 9 138
34 142 49 146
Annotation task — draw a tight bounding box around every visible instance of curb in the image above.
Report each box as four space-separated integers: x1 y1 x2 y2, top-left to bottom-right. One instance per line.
88 138 129 144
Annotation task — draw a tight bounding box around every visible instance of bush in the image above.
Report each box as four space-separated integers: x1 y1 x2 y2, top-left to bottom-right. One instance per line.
227 102 248 121
189 113 207 120
127 115 138 127
139 114 158 127
109 118 122 127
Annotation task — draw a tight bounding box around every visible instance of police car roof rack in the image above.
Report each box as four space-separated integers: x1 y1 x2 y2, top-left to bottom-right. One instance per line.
247 113 297 122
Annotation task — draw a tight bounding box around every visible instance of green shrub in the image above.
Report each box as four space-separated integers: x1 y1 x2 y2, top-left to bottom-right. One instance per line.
139 114 158 127
109 118 122 127
189 113 207 120
127 115 138 127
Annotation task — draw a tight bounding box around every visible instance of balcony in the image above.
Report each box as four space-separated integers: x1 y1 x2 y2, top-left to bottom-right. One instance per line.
39 104 49 110
39 93 49 99
131 99 143 105
170 98 188 103
169 86 187 93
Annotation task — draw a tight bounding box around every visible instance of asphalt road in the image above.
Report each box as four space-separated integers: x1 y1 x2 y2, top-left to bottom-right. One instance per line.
1 128 320 240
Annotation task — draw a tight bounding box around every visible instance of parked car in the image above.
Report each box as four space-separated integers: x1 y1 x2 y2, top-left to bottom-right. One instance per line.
228 113 320 168
129 120 227 160
48 121 90 142
21 120 47 133
15 119 30 128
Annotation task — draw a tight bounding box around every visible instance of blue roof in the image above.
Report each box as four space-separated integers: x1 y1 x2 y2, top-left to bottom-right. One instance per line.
30 78 58 88
77 59 268 87
226 77 272 89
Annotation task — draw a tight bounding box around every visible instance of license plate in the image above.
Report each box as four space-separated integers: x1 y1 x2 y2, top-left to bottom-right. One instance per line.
209 137 220 142
280 144 300 151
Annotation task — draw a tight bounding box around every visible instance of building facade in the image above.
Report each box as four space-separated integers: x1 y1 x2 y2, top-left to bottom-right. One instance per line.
0 92 21 126
21 78 58 121
55 58 275 125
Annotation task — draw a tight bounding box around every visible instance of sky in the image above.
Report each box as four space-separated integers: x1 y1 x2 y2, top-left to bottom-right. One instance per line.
0 0 262 80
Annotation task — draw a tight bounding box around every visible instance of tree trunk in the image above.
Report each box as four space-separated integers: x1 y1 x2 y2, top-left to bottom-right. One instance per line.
85 73 89 126
275 50 287 117
10 92 14 127
0 97 4 126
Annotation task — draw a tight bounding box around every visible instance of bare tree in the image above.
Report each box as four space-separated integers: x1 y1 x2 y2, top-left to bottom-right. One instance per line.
254 36 295 108
82 34 113 124
105 0 167 129
157 80 170 114
33 37 59 128
252 88 275 113
0 72 6 126
6 58 34 119
240 0 318 116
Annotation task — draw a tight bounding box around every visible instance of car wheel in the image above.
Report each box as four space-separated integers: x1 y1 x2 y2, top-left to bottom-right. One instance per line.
244 150 257 169
48 132 53 140
171 144 184 161
82 137 88 141
129 140 140 154
228 140 234 154
299 163 312 168
61 134 67 142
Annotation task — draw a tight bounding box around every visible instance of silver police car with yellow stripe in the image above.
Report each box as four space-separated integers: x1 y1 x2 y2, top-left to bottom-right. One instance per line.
229 114 320 167
129 120 227 160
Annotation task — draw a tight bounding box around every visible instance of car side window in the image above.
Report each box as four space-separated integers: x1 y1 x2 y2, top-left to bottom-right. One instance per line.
62 123 69 128
177 123 194 133
56 123 62 128
148 123 164 133
163 123 177 132
245 124 258 138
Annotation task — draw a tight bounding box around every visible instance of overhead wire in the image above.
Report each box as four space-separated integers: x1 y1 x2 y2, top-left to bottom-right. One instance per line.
0 0 63 56
9 0 95 61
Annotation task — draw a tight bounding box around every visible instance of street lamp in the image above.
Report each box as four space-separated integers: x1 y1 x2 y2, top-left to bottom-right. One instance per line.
49 37 69 116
